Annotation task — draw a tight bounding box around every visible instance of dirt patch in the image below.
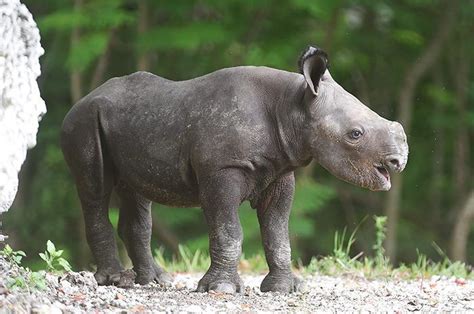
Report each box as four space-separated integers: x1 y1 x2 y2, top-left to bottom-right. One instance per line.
1 257 474 312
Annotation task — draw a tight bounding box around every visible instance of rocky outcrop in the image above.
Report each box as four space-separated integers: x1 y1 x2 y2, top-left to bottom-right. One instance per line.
0 0 45 212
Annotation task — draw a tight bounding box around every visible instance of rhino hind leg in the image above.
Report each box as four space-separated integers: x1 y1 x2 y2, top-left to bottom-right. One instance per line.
116 183 172 287
61 114 123 285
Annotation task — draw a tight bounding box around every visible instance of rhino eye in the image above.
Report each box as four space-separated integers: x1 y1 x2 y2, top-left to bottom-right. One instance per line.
350 129 363 139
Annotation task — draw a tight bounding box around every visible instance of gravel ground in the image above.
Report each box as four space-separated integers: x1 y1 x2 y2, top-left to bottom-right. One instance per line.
2 256 474 312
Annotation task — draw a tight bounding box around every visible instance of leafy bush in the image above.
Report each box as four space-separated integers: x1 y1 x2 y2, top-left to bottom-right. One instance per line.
39 240 72 272
1 244 47 290
0 244 26 266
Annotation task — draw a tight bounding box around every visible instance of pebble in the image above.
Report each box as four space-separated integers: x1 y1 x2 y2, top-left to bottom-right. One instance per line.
2 256 474 312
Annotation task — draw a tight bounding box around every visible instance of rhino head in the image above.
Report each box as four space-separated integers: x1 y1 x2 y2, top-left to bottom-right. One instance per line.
299 46 408 191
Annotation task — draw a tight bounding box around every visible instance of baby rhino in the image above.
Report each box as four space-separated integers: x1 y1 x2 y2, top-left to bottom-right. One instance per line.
61 46 408 294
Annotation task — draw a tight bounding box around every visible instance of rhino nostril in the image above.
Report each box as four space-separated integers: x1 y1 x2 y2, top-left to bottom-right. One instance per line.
388 158 400 170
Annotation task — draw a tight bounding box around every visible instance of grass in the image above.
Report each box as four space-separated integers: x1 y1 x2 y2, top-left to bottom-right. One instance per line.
154 244 269 273
306 216 473 280
3 218 473 292
153 216 474 280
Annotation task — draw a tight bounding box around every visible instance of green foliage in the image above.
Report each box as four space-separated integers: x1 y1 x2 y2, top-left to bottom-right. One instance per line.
39 240 72 273
291 0 341 20
307 217 474 280
152 178 334 259
1 245 47 290
293 178 335 213
392 29 424 47
39 0 134 72
307 217 365 274
405 242 473 279
1 245 26 266
239 253 268 273
332 227 358 267
138 23 232 52
39 0 134 32
396 246 473 280
8 0 474 270
6 270 47 291
154 245 268 273
155 245 210 273
290 178 335 252
373 216 388 268
68 32 109 72
39 11 88 32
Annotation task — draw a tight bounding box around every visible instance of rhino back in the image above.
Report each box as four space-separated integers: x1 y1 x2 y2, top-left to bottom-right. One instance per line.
66 67 301 205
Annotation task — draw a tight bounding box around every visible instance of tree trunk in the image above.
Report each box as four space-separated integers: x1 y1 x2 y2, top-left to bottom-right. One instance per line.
451 191 474 262
323 6 341 55
70 0 83 103
134 1 180 256
452 42 470 200
70 0 90 267
430 70 445 223
384 1 458 263
90 29 116 90
449 34 471 261
137 0 151 71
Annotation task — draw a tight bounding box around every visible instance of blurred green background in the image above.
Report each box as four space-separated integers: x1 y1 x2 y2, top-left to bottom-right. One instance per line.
5 0 474 270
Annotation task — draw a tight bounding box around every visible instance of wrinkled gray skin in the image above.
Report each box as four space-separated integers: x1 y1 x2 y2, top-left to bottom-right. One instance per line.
61 46 408 294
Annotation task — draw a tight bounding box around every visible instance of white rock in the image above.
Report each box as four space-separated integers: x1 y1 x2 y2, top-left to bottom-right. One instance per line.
185 305 203 312
31 303 62 314
0 0 45 212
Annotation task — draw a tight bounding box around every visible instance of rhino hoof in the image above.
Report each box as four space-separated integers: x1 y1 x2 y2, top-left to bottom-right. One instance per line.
196 270 243 294
260 271 304 293
94 266 128 286
134 264 173 287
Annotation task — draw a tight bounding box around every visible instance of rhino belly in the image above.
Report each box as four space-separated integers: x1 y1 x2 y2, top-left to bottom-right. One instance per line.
112 149 200 207
103 107 200 207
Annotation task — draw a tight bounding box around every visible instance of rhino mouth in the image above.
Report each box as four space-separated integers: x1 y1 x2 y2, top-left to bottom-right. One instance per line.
374 163 390 186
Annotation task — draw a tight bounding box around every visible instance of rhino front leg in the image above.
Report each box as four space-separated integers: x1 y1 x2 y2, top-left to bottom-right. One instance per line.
257 173 302 293
196 169 245 294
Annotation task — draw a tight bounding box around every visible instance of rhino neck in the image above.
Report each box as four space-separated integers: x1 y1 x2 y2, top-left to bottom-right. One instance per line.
272 75 312 168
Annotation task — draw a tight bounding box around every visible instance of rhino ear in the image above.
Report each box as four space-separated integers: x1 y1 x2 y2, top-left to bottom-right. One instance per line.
298 46 329 96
